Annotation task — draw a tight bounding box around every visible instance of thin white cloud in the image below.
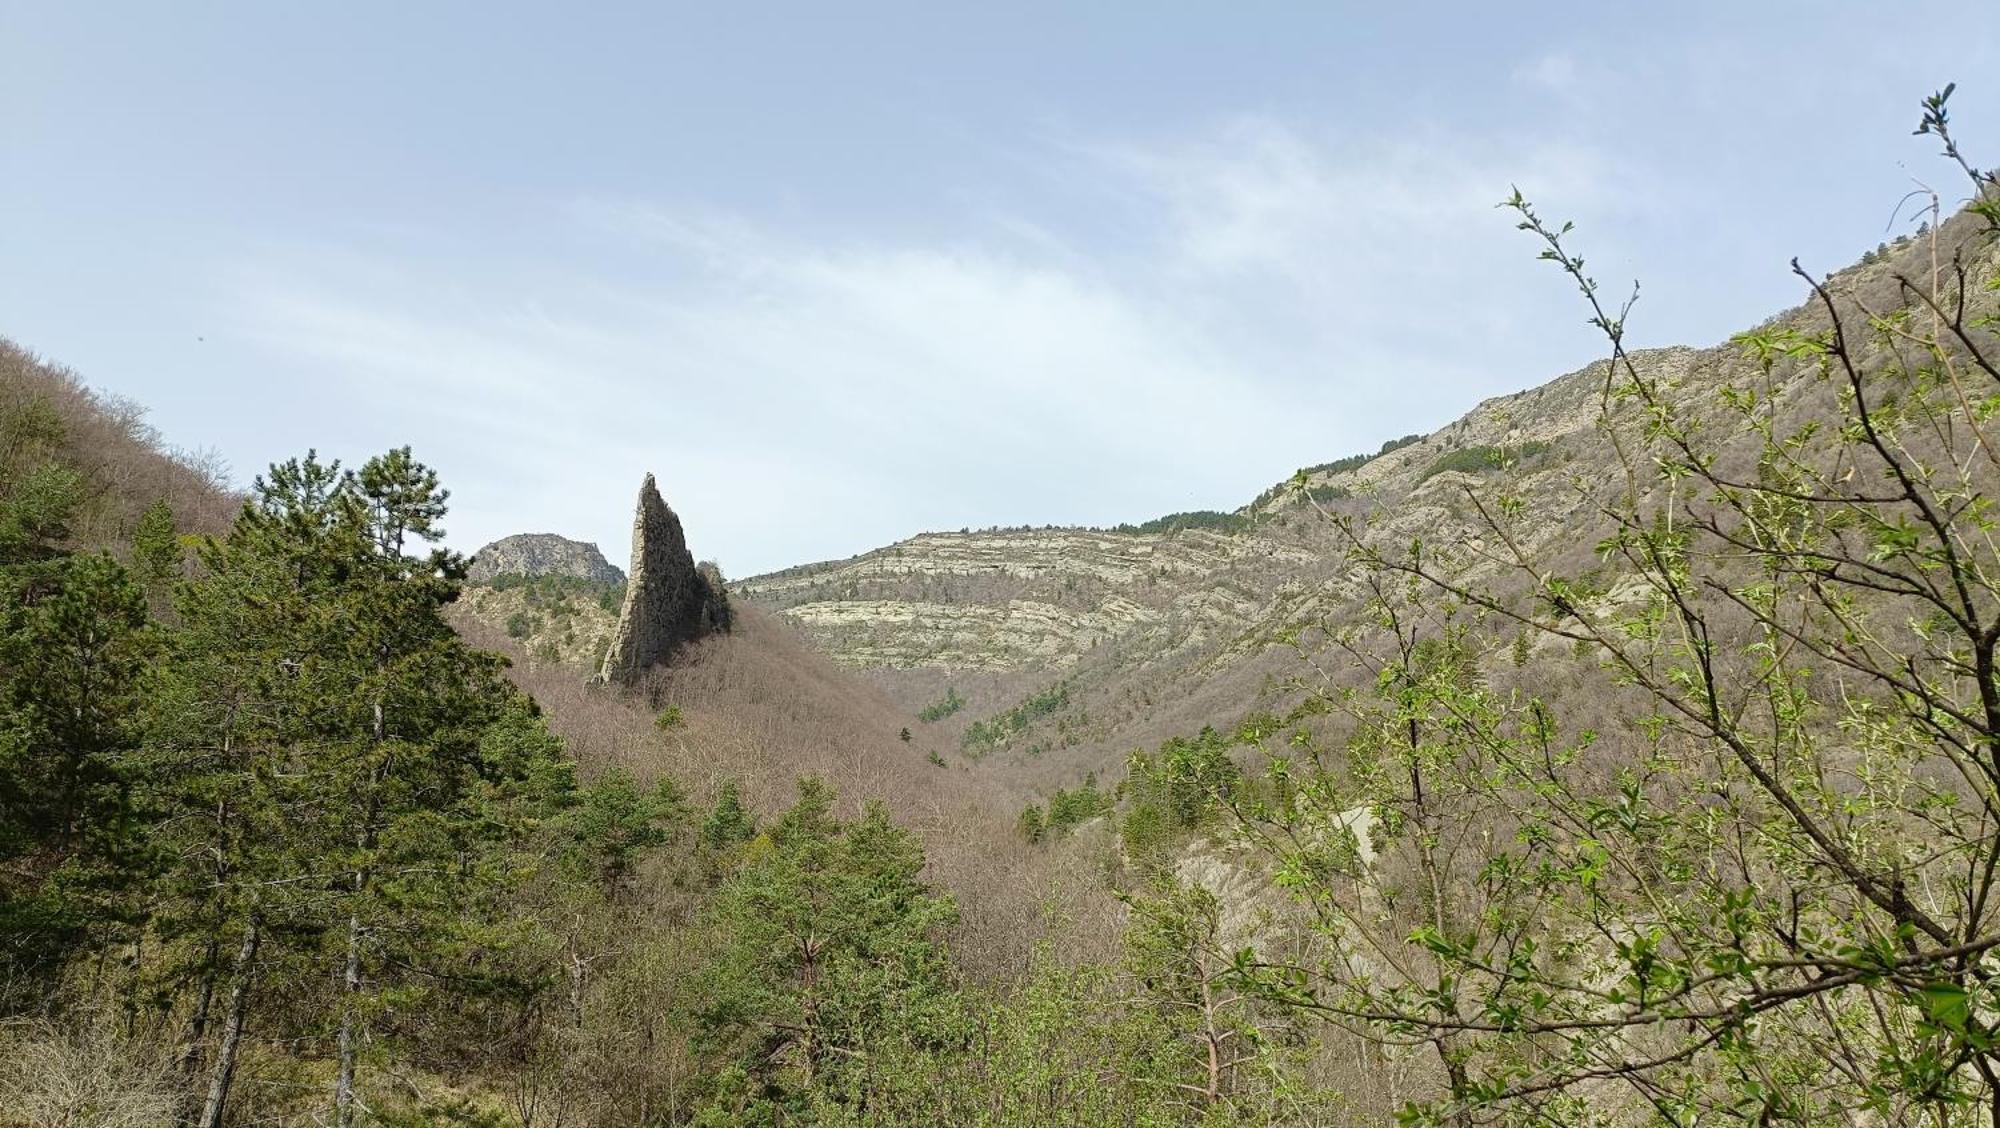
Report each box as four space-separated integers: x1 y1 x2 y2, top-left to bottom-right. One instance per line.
1514 52 1583 97
232 218 1325 573
1091 116 1641 283
1071 116 1655 413
230 116 1648 575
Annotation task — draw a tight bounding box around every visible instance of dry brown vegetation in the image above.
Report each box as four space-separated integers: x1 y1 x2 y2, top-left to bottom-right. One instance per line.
0 338 237 547
450 603 1125 979
0 1013 179 1128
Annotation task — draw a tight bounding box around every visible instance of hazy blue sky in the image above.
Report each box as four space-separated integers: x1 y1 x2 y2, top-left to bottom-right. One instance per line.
4 3 1995 575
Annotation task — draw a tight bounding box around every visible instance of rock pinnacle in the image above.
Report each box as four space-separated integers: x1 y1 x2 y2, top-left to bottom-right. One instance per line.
598 473 730 684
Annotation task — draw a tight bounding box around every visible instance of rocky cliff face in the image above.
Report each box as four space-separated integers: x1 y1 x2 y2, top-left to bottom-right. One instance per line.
598 474 731 684
733 343 1671 701
736 527 1301 671
467 533 624 584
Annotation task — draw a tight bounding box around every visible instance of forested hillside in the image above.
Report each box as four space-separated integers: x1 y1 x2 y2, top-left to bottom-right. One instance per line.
1 341 238 552
0 345 1123 1124
6 91 2000 1127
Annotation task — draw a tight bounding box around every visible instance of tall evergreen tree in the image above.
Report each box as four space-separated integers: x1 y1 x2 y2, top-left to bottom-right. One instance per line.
0 552 153 988
700 779 756 850
145 449 569 1128
693 779 957 1120
131 498 181 592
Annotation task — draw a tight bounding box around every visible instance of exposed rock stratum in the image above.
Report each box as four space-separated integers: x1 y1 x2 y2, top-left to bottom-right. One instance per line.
467 533 624 585
598 473 731 684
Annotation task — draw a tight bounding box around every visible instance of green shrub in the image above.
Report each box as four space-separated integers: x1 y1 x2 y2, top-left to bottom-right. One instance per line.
484 572 626 614
1046 774 1113 834
1125 727 1241 828
964 683 1070 753
1301 432 1423 477
917 687 965 723
1251 433 1426 509
1419 440 1551 481
656 705 685 731
1020 774 1115 844
1111 510 1248 536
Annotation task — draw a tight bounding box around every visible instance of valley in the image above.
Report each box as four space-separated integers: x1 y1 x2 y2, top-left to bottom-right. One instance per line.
4 56 1999 1127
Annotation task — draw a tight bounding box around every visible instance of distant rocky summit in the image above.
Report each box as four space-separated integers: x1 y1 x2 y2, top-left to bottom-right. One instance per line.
599 474 731 684
467 533 624 585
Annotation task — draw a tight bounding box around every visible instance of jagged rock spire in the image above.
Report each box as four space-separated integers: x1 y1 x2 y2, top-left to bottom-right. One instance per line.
598 473 731 685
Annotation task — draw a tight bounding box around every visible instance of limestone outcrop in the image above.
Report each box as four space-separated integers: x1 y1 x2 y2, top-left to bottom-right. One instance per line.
467 533 624 585
598 474 730 684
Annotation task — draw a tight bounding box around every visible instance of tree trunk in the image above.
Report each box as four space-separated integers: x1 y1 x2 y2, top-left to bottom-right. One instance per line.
336 715 385 1128
334 904 363 1128
184 753 235 1113
196 919 259 1128
178 934 220 1080
1197 951 1224 1106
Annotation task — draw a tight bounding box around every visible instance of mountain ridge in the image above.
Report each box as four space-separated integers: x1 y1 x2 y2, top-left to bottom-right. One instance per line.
722 213 1994 799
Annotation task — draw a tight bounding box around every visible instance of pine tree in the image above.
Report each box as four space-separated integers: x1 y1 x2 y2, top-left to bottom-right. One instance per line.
1120 878 1261 1113
1016 803 1045 844
562 768 686 897
131 498 181 591
147 452 376 1125
692 780 957 1117
700 780 756 850
0 551 154 986
145 449 566 1128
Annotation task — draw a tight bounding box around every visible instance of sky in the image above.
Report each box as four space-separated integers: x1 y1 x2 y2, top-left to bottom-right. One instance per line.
4 3 1996 576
